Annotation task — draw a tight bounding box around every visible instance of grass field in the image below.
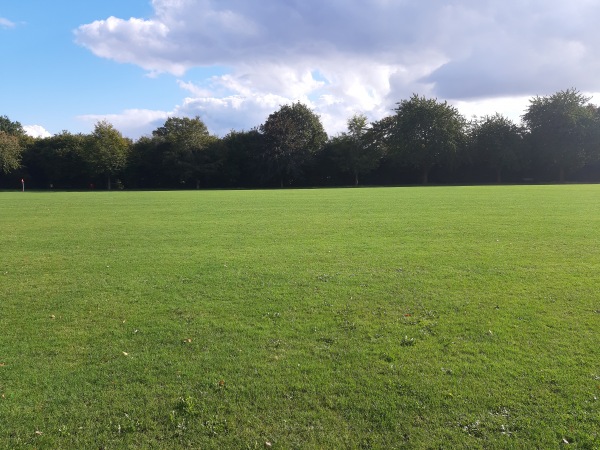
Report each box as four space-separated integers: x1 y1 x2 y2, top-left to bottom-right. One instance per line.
1 186 599 449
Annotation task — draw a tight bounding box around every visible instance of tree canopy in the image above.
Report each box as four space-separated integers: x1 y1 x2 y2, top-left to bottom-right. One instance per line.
389 94 466 184
260 102 328 187
23 131 87 187
470 114 523 183
151 116 218 188
0 116 26 175
0 132 22 175
0 115 25 137
86 121 130 190
522 89 600 182
328 114 383 186
5 88 600 189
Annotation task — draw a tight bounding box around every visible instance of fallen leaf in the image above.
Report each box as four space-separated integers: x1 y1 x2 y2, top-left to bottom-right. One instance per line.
0 363 5 367
265 441 272 448
35 431 43 436
218 379 225 387
122 352 129 356
183 338 192 343
50 315 55 319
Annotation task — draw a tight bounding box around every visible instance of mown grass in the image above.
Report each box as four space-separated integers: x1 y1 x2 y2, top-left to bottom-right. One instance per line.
0 186 599 449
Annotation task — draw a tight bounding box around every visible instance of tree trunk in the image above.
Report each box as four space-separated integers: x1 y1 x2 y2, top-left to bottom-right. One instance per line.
354 171 359 186
422 166 429 185
559 166 566 183
107 175 111 190
276 158 283 188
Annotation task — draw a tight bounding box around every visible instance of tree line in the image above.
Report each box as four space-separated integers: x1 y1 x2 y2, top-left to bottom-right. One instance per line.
2 88 600 190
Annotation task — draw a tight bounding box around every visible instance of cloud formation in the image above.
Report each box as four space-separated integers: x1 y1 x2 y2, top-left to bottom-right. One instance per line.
74 0 600 137
24 125 52 138
78 109 171 138
0 17 16 29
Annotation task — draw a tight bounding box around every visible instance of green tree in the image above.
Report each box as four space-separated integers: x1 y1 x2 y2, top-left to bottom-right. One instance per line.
0 115 25 137
0 116 26 175
470 114 523 183
219 129 265 187
126 136 166 188
260 102 328 187
0 132 22 174
23 131 88 187
329 114 382 185
152 116 218 188
390 94 466 184
367 115 397 155
86 121 130 190
522 88 599 182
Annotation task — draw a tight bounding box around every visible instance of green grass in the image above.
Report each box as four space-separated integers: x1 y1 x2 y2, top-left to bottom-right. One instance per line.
1 186 599 449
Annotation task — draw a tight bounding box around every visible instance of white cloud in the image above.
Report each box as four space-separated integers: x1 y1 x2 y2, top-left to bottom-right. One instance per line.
24 125 52 138
177 80 213 98
0 17 16 29
74 16 186 75
177 93 287 135
452 96 532 125
74 0 600 136
78 109 171 138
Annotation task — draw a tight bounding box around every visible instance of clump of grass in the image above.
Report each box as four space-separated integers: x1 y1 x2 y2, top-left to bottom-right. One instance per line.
400 335 416 346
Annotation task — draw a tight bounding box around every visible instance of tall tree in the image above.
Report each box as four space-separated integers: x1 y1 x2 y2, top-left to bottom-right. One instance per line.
86 121 130 190
152 116 218 188
260 102 327 187
522 88 599 182
328 114 383 185
470 114 524 183
390 94 466 184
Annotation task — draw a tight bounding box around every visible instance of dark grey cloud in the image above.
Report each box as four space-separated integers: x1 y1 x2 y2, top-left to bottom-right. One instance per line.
422 0 600 99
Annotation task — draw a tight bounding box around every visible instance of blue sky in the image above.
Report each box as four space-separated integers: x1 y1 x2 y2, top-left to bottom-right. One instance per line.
1 1 180 137
3 1 600 139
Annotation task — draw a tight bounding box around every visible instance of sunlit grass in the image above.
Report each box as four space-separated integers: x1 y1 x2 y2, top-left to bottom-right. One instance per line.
1 186 599 448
